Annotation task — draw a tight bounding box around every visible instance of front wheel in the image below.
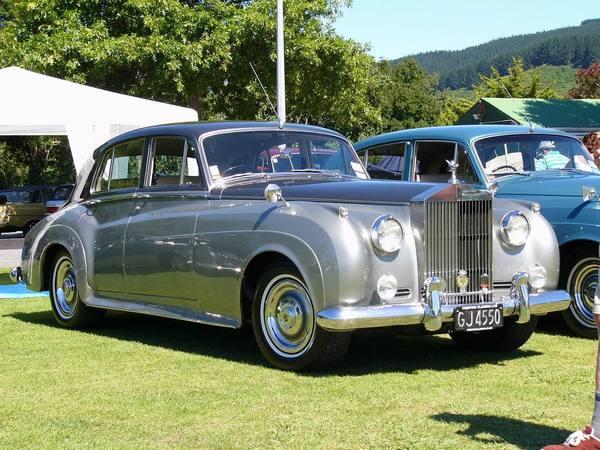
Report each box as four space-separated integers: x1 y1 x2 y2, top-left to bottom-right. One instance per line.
49 251 104 328
449 316 538 352
251 264 351 370
560 248 599 338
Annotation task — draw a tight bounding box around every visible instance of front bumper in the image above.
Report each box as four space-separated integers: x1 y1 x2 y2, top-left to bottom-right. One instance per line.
317 272 571 332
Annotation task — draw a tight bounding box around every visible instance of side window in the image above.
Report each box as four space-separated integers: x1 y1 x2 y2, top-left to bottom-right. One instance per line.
414 141 478 184
148 137 202 187
93 138 145 193
360 142 406 180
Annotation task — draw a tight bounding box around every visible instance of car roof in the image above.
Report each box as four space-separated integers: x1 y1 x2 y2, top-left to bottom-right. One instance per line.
354 125 574 150
94 121 346 159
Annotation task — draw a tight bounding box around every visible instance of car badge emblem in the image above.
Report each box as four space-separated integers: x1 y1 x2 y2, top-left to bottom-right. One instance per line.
456 270 469 293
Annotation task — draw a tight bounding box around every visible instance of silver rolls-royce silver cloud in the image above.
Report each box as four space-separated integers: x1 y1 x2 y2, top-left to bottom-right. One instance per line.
9 122 571 370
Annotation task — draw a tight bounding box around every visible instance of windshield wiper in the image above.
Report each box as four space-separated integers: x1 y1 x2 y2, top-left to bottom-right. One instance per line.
490 171 531 177
290 169 323 173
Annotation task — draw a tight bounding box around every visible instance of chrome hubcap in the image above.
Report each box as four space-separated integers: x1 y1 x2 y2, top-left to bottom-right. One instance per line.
568 257 599 329
261 275 315 358
53 257 78 319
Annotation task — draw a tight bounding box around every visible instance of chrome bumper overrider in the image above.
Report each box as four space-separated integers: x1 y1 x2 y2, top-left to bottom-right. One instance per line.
317 272 571 332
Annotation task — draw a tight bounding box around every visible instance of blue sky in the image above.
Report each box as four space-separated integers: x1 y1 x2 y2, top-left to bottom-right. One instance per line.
333 0 599 60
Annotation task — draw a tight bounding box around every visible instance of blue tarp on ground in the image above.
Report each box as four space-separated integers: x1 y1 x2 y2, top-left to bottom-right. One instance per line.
0 283 48 299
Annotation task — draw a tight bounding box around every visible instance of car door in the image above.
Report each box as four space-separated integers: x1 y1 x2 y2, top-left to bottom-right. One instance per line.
356 141 408 180
81 137 145 294
123 136 207 305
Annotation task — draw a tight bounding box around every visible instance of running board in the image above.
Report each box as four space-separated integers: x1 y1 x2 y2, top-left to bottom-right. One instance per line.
84 295 241 329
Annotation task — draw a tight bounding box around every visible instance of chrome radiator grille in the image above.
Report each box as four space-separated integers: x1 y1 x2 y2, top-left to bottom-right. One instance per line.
424 199 493 305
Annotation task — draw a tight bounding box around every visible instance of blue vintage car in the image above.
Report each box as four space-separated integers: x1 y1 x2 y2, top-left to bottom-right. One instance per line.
355 125 600 337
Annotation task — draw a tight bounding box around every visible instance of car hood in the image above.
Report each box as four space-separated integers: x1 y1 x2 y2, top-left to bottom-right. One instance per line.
213 175 469 205
495 171 600 197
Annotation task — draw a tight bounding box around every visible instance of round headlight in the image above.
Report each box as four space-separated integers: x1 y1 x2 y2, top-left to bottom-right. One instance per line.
371 215 403 253
500 211 530 247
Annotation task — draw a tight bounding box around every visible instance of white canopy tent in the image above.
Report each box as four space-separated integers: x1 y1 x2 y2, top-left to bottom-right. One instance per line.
0 66 198 174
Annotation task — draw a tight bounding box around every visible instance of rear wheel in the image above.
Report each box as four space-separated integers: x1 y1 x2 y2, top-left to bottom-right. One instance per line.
251 264 351 370
560 248 599 339
449 316 538 352
49 251 104 328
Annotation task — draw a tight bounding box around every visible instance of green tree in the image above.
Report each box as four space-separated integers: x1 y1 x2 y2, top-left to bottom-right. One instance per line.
377 59 442 132
0 0 379 140
569 63 600 98
0 0 13 27
475 57 557 98
438 92 473 126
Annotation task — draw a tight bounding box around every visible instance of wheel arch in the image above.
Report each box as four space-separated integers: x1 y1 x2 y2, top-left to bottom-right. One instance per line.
240 248 324 326
560 239 600 266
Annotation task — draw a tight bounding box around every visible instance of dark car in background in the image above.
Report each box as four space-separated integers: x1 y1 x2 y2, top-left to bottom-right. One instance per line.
45 184 74 215
0 185 53 236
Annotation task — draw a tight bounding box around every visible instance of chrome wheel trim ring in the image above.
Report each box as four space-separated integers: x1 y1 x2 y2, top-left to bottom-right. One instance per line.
260 274 315 358
567 257 599 329
52 256 78 320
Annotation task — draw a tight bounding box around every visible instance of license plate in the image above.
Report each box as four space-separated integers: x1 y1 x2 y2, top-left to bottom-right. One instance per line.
454 304 503 332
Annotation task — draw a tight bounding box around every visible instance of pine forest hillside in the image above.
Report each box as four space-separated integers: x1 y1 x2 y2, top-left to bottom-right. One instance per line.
393 19 600 90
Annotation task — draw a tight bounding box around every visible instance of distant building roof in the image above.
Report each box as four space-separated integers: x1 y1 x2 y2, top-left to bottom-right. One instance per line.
457 97 600 137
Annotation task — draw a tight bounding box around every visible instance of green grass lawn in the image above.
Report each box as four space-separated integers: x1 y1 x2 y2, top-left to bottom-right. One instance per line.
0 292 595 449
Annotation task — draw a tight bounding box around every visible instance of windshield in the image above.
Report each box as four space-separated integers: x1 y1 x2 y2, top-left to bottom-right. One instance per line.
202 131 367 182
474 134 600 179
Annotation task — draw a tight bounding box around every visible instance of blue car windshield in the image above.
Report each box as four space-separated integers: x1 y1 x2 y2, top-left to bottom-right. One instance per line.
474 134 600 178
202 131 367 182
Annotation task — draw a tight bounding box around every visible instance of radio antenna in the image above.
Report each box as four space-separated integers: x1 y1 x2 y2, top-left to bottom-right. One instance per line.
496 77 535 133
250 62 278 121
276 0 286 128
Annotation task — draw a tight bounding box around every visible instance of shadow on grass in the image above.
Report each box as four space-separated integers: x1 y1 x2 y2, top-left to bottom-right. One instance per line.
536 313 585 338
7 309 541 376
433 412 572 450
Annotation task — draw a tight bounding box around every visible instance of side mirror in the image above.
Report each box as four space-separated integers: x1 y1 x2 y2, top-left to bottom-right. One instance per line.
583 186 599 202
264 184 289 207
0 195 7 205
264 184 283 203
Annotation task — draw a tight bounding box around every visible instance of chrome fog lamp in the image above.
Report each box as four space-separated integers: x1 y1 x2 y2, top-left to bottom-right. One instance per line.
371 215 403 253
529 265 547 290
377 273 398 301
500 211 530 247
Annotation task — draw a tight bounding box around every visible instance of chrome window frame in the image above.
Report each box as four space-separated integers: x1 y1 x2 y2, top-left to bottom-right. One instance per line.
143 135 206 190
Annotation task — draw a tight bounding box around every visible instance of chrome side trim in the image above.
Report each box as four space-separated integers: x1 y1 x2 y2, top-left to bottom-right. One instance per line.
84 295 240 329
317 289 571 331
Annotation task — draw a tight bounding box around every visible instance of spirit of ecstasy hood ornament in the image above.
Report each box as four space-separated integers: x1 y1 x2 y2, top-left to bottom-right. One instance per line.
446 159 460 185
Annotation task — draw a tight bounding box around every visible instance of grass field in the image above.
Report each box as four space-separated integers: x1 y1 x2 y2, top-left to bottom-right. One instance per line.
0 282 596 449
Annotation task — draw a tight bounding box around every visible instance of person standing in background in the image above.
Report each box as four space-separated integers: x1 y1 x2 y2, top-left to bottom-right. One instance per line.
542 132 600 449
582 132 600 168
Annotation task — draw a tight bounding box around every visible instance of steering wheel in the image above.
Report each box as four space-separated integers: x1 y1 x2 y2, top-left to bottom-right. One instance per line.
491 165 519 173
222 165 255 176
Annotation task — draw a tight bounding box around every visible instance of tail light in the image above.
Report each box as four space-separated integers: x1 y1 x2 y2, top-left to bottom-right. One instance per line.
46 206 59 214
